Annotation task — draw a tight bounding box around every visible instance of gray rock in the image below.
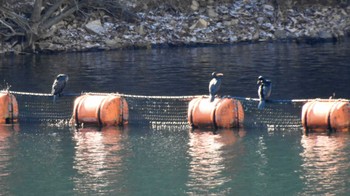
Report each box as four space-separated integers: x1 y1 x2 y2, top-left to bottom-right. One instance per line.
190 18 209 30
104 38 122 48
261 22 274 31
48 43 64 51
207 6 218 18
274 29 288 39
85 20 105 35
257 17 265 24
263 4 274 17
191 0 199 11
318 30 333 39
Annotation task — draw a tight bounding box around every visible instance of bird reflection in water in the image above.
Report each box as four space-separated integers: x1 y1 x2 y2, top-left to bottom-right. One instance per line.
186 128 246 194
72 126 129 195
300 133 350 195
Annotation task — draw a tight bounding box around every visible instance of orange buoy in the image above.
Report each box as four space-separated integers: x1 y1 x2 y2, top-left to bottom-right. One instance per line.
0 92 18 124
302 99 350 132
71 94 128 127
188 97 244 129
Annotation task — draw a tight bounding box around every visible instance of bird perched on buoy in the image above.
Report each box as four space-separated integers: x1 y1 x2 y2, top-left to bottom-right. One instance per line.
257 75 272 109
329 92 336 99
209 72 224 102
51 74 69 102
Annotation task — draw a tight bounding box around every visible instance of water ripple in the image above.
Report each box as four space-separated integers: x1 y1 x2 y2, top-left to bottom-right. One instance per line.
72 126 129 195
299 133 350 195
186 129 246 194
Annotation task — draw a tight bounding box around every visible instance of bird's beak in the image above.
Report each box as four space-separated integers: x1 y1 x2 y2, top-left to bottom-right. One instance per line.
217 73 224 77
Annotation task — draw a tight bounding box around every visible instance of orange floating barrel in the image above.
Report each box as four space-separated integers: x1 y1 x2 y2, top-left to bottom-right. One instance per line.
0 92 18 124
71 94 128 127
302 99 350 132
188 97 244 129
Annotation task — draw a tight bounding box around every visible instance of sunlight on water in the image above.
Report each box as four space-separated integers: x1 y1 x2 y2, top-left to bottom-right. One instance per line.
300 133 350 195
0 125 19 195
186 129 246 195
0 126 13 176
72 126 128 195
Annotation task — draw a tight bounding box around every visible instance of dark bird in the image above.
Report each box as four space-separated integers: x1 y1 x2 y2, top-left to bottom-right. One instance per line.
257 75 272 109
329 92 336 99
209 72 223 102
51 74 69 102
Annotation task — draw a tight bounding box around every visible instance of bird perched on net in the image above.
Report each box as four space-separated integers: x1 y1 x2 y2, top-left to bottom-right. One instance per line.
209 72 224 102
51 74 69 102
257 75 272 109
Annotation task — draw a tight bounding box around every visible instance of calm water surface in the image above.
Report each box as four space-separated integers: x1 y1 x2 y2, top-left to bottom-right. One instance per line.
0 40 350 195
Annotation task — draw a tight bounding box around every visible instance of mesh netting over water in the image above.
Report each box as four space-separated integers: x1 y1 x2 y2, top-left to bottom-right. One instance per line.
12 91 75 123
235 97 304 128
8 91 306 128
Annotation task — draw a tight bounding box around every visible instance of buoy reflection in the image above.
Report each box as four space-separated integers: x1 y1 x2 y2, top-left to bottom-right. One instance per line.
72 126 128 194
0 124 19 195
300 133 350 195
186 128 246 194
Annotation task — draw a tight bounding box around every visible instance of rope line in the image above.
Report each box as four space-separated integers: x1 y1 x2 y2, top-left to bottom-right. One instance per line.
5 90 349 103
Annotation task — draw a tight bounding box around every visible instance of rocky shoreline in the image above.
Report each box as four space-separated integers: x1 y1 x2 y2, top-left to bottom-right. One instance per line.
1 0 350 54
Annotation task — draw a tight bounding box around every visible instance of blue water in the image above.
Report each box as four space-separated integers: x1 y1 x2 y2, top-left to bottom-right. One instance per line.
0 40 350 195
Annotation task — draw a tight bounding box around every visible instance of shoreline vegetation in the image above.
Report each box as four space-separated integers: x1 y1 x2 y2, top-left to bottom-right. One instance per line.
0 0 350 54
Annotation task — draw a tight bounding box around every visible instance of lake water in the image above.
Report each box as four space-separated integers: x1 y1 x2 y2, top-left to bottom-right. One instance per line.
0 40 350 195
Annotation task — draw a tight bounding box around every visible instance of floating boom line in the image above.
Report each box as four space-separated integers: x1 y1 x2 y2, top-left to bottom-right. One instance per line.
3 90 346 128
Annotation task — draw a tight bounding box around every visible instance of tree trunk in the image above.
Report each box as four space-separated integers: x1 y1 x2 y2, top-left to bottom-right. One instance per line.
24 0 79 52
1 0 138 53
25 0 43 51
31 0 42 24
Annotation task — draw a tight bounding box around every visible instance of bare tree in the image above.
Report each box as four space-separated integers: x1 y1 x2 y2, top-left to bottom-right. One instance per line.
0 0 138 53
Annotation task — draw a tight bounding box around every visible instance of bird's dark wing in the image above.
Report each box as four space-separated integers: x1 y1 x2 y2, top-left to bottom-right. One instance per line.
209 78 221 95
51 79 66 95
209 78 222 102
264 82 272 99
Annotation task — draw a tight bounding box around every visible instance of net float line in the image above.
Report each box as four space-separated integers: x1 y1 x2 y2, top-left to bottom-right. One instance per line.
7 90 343 103
2 90 349 132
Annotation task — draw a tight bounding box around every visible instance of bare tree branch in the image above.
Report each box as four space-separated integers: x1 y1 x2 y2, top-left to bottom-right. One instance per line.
31 0 42 23
41 2 84 30
39 0 65 24
1 0 139 53
0 19 18 36
0 6 31 32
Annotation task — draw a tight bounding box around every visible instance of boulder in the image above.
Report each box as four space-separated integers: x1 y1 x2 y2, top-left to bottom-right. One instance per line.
263 4 274 17
318 30 333 40
207 6 218 18
191 0 199 11
85 20 105 35
104 38 122 49
274 29 288 39
190 18 209 30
